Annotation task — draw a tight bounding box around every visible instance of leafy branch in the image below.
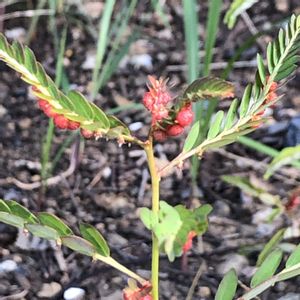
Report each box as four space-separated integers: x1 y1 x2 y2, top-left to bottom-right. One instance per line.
215 242 300 300
0 199 146 285
159 14 300 177
0 33 143 145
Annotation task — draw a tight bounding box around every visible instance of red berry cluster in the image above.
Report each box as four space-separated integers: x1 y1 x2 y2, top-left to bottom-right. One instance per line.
142 76 194 141
152 103 194 141
38 98 80 130
33 86 97 139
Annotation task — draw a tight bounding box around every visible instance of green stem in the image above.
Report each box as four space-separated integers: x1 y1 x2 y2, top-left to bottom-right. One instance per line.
145 137 160 300
94 254 146 285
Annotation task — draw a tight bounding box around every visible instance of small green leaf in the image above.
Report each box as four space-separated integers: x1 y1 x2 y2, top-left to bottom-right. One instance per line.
140 207 156 230
257 53 266 84
6 200 38 224
267 42 274 73
89 102 110 128
286 244 300 268
38 212 73 237
207 111 224 139
223 0 258 29
264 145 300 179
107 115 131 135
79 223 110 257
215 269 238 300
26 224 60 240
68 91 95 120
239 84 252 117
257 228 286 266
183 121 201 151
224 99 238 130
36 63 49 87
275 64 298 81
0 200 11 213
62 236 96 256
11 41 25 64
24 46 37 74
203 138 236 150
250 249 283 287
0 212 25 228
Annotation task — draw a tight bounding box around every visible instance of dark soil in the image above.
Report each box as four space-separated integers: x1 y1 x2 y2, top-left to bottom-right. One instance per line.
1 1 300 299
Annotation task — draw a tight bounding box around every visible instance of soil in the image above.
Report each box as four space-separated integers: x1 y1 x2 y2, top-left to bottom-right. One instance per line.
1 1 300 299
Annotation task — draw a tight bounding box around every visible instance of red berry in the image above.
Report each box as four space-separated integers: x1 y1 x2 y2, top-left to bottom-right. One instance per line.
176 105 194 127
80 128 94 139
44 106 59 118
166 124 184 136
38 99 50 111
153 130 167 141
68 120 80 130
54 115 69 129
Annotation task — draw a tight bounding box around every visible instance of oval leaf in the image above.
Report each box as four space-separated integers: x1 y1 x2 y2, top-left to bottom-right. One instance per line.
207 110 224 139
26 224 60 240
215 269 238 300
38 212 73 237
62 235 96 256
264 145 300 179
183 121 201 152
257 228 286 266
6 200 38 224
79 223 110 257
0 211 25 228
250 249 283 287
0 199 11 213
286 243 300 268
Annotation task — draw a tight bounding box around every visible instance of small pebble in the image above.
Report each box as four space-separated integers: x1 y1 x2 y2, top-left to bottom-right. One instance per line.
102 166 112 178
198 286 211 298
63 287 85 300
0 260 18 273
129 122 143 131
37 282 61 298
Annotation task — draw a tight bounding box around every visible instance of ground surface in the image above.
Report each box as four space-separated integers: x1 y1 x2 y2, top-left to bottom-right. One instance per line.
1 1 300 299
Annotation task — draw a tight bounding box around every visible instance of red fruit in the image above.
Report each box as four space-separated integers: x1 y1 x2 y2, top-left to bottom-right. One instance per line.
143 92 154 111
38 99 50 111
68 120 80 130
176 105 194 127
44 106 59 118
54 115 69 129
80 128 94 139
153 130 167 141
166 124 184 136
